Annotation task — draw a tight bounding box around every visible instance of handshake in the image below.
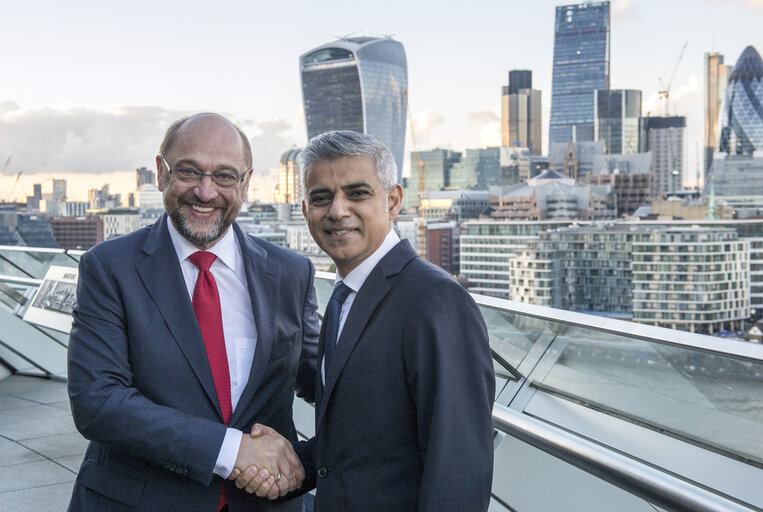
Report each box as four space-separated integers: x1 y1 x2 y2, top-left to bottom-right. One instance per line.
229 424 303 500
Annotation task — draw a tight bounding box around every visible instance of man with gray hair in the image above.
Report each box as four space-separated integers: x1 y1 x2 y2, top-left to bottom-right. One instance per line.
236 130 495 511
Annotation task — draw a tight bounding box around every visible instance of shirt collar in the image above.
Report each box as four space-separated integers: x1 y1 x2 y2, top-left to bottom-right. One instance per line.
167 217 239 271
337 228 400 292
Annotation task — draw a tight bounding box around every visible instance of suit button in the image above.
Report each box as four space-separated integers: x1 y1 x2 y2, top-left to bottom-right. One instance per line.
318 466 328 478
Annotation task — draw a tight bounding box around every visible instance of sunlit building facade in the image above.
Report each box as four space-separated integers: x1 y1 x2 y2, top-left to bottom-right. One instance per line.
549 1 611 149
501 70 542 154
275 148 302 204
300 36 407 180
704 52 729 176
718 45 763 156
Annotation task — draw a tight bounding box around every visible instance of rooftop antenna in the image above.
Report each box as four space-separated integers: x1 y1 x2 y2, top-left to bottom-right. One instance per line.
327 30 364 41
372 33 396 39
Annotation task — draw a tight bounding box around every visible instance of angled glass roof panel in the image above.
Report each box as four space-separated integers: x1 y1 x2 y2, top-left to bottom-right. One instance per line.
535 325 763 466
0 247 78 279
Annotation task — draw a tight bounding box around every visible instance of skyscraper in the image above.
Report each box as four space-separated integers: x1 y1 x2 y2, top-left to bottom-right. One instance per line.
300 36 407 180
501 70 542 154
594 89 642 154
718 45 763 156
136 166 155 189
641 116 686 197
549 1 611 149
275 148 302 204
704 53 730 176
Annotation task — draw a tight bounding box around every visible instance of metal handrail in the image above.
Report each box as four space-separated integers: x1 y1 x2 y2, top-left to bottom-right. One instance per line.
492 404 759 512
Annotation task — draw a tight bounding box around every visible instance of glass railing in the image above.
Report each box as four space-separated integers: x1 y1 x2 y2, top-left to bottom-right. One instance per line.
0 251 761 511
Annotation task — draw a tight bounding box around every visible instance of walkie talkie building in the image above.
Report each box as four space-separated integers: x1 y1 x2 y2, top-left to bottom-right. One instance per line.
300 37 407 182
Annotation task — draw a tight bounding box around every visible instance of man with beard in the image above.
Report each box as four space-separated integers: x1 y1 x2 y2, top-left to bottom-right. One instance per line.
67 113 319 511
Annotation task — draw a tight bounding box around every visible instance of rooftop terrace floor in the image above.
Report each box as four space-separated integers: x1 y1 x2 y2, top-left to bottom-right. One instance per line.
0 375 85 511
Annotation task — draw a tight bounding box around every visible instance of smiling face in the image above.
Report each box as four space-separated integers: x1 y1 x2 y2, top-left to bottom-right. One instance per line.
302 156 402 277
156 114 251 249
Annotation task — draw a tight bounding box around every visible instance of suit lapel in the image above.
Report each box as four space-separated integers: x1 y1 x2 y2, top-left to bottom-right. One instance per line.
316 240 416 429
229 223 277 427
136 215 221 416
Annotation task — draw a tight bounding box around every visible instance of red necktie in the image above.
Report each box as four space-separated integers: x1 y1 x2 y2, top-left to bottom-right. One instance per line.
188 251 232 511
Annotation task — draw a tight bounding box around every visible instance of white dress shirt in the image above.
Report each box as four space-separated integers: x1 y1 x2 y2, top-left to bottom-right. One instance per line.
322 228 400 383
167 221 256 478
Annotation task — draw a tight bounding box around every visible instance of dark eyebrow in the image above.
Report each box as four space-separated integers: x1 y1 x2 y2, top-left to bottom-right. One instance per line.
342 182 373 192
308 188 332 198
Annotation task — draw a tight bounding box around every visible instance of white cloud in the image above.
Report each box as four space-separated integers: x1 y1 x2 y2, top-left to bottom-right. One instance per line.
612 0 638 20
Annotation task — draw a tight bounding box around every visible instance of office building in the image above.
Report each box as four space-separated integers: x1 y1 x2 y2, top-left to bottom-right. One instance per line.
15 215 57 247
586 153 652 216
718 45 763 156
450 147 502 190
93 208 141 239
137 184 164 211
488 174 616 221
300 36 407 179
136 167 155 189
62 201 89 217
632 227 749 334
549 140 605 179
88 184 122 210
501 70 543 154
704 52 730 176
549 1 611 148
640 116 686 197
425 221 459 274
704 153 763 217
595 89 642 154
275 148 302 204
50 216 104 250
404 149 462 210
418 190 489 221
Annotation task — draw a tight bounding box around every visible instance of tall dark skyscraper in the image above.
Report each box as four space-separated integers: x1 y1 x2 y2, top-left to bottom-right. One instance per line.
595 89 642 154
300 36 407 181
549 1 611 150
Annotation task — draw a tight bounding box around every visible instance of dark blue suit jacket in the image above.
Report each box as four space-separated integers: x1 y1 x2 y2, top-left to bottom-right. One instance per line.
301 240 494 511
67 215 319 511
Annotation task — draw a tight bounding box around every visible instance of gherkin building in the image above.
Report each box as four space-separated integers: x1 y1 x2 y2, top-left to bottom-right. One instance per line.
718 45 763 156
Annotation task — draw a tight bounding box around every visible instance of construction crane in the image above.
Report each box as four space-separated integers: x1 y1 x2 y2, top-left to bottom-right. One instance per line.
658 42 688 116
403 89 426 203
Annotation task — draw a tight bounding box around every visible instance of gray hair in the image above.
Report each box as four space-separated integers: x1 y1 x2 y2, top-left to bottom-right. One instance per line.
159 113 253 169
299 130 398 197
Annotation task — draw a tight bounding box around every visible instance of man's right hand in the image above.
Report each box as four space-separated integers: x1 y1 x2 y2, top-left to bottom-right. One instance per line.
231 424 303 499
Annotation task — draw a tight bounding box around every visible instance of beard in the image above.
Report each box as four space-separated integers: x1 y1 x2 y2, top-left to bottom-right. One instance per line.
169 207 229 248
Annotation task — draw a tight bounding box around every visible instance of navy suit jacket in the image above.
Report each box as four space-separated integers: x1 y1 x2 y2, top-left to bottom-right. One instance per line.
67 215 319 511
301 240 495 511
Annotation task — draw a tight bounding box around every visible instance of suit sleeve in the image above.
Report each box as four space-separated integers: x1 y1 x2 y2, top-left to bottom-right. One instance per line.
67 250 227 486
403 278 495 511
295 258 319 402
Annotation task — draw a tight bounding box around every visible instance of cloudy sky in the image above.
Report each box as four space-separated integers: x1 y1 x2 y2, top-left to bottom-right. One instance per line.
0 0 760 202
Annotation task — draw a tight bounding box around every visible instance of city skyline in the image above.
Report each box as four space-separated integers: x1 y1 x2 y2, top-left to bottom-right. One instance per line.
0 0 760 202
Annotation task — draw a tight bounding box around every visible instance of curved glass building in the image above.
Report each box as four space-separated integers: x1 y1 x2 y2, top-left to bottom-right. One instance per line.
300 37 407 182
718 45 763 155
